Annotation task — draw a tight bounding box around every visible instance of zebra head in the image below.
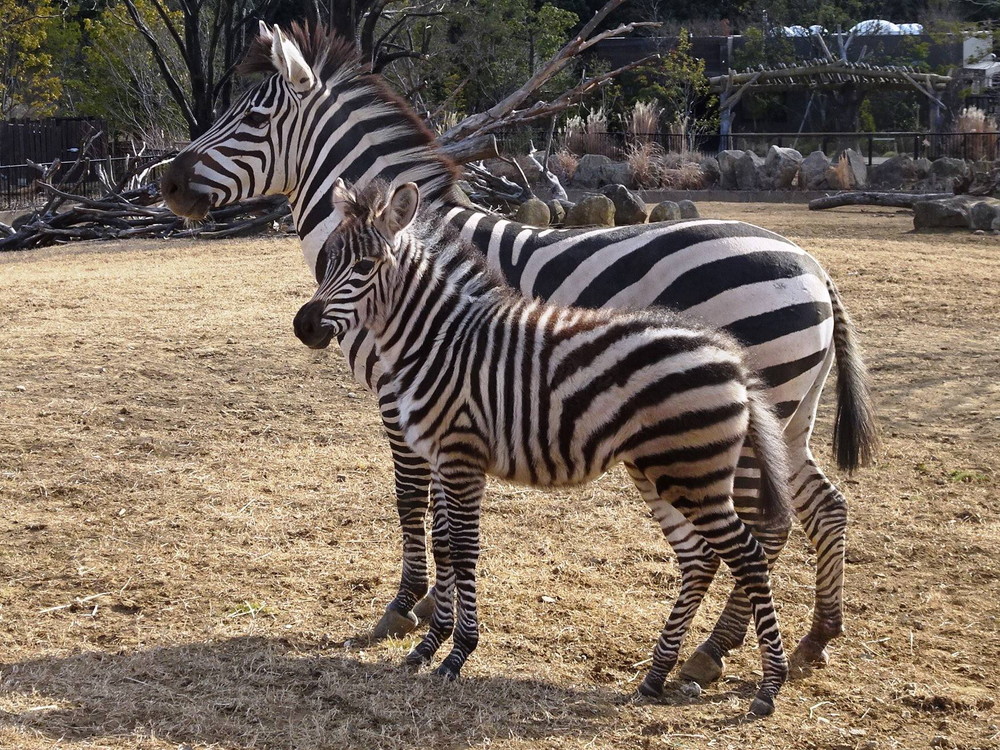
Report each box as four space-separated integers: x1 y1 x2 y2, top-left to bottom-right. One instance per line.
160 22 321 220
293 179 419 349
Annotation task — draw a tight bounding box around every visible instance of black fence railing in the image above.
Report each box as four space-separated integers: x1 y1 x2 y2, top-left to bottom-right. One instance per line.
0 155 171 211
494 129 1000 165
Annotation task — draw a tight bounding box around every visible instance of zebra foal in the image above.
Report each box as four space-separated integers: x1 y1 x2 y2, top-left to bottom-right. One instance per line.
293 179 794 716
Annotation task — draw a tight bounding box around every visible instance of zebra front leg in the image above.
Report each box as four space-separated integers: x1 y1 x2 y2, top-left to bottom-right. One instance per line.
370 396 434 641
405 485 457 670
432 467 486 681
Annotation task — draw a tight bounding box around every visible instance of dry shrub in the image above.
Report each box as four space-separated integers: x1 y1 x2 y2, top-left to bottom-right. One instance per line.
562 108 615 156
658 161 709 190
548 148 579 182
955 106 999 160
626 140 664 188
627 101 661 145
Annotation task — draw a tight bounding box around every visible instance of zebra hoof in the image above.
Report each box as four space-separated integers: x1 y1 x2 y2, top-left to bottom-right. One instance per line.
636 676 664 699
748 695 775 717
679 680 702 699
411 595 436 625
403 650 430 672
788 637 830 680
433 663 460 682
371 608 420 642
678 648 725 687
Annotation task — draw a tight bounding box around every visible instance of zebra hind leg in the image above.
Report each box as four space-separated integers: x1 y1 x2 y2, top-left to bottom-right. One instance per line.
405 485 457 670
624 465 721 699
668 490 787 717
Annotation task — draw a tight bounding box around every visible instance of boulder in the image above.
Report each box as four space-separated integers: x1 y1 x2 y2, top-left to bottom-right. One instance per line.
564 193 615 227
600 184 647 225
606 161 633 188
649 200 681 222
546 199 567 225
834 148 867 189
717 149 744 189
922 157 972 193
677 199 700 219
762 145 803 189
572 154 614 188
969 200 1000 230
914 157 932 180
513 197 550 226
912 196 972 230
699 156 721 187
798 151 830 190
870 154 918 190
735 150 764 190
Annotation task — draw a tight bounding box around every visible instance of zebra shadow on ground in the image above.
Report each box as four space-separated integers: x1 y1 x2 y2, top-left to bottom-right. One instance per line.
0 635 632 749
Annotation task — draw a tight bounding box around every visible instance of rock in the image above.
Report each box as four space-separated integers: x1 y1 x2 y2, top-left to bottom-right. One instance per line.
677 199 699 219
546 199 566 225
735 150 764 190
912 196 972 229
512 197 550 226
564 193 615 227
571 154 614 189
717 149 744 189
969 200 1000 230
600 184 647 225
831 148 867 189
699 156 721 186
649 200 681 222
914 157 932 179
762 145 803 189
798 151 831 190
870 154 918 189
606 161 632 188
922 157 972 193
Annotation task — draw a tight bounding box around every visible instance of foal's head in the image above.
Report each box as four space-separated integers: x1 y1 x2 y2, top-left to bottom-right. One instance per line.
292 179 419 348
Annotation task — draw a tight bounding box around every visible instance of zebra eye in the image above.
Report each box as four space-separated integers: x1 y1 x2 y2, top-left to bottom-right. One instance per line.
353 258 377 275
243 109 270 128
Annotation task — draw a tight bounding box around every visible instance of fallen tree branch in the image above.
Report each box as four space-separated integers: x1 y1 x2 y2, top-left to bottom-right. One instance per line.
808 191 955 210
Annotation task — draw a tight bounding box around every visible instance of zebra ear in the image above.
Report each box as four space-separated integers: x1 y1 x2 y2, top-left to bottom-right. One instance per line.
382 182 420 237
271 26 316 94
331 178 352 212
257 20 273 44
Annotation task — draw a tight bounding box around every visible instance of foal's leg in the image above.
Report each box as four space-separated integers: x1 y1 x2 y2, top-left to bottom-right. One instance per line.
667 486 788 716
405 485 457 668
624 465 721 697
370 384 435 641
680 448 791 686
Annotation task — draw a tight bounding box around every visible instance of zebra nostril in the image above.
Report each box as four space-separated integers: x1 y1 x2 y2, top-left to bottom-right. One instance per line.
293 299 327 345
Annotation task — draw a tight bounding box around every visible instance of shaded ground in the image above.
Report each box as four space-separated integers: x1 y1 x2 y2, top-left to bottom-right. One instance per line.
0 204 997 749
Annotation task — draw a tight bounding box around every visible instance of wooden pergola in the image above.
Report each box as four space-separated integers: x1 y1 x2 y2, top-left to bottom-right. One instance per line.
709 57 953 144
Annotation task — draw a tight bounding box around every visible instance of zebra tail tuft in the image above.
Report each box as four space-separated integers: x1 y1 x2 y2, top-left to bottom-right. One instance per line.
746 381 794 530
827 277 878 473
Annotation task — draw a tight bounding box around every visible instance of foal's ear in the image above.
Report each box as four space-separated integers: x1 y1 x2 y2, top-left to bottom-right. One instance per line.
381 182 420 237
270 25 316 94
331 178 352 213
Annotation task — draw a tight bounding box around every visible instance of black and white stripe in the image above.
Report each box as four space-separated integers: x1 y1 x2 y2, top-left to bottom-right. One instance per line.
160 22 876 680
294 179 794 714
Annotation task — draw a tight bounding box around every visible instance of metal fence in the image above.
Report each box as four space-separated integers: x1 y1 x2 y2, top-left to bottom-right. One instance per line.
495 129 1000 165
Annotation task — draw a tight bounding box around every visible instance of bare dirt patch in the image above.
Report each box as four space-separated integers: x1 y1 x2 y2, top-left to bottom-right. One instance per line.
1 204 998 749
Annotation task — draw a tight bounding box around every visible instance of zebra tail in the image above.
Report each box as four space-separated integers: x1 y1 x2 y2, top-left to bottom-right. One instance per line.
745 382 794 530
827 276 878 473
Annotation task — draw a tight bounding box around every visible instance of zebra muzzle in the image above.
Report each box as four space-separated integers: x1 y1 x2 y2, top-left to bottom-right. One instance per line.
293 299 335 349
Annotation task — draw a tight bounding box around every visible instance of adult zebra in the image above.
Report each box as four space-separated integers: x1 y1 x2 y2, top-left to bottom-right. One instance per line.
160 22 876 683
292 177 793 715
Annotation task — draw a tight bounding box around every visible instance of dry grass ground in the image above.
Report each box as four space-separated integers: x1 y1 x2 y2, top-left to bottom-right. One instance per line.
0 204 998 750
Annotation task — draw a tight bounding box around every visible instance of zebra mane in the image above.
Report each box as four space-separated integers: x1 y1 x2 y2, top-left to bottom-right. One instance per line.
239 22 465 207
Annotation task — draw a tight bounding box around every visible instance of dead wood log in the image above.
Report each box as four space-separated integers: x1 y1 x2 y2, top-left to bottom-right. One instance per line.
808 191 955 210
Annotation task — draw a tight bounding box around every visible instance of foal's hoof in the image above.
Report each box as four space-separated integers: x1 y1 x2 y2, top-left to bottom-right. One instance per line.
370 608 420 642
679 680 702 699
433 663 460 682
678 648 725 687
748 695 775 718
636 676 664 699
788 636 830 680
403 650 430 673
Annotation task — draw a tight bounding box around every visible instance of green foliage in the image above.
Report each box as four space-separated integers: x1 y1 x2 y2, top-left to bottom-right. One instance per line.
0 0 64 118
